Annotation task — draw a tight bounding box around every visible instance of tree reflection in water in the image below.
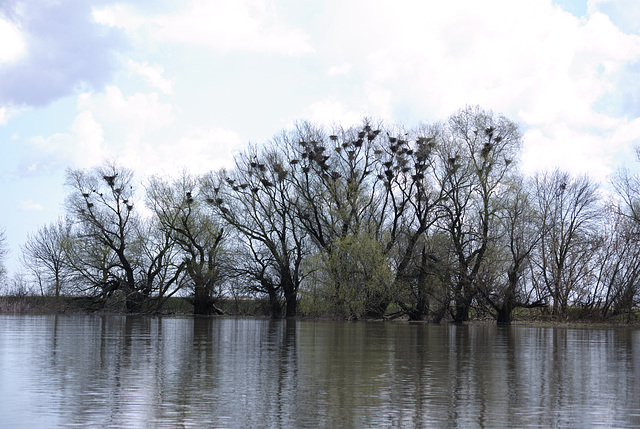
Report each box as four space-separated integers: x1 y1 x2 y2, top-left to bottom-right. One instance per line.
0 315 639 428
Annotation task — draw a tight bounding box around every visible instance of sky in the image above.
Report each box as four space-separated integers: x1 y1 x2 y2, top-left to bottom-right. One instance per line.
1 0 639 277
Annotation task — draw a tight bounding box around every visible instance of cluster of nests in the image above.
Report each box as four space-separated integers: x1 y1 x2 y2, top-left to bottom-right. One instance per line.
81 178 134 211
103 174 117 186
376 136 436 186
295 126 383 174
209 126 513 207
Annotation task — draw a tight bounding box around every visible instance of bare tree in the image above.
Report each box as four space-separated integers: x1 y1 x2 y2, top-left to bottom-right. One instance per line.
288 120 384 249
287 120 410 318
20 218 72 297
0 228 8 288
612 166 640 224
531 170 602 316
590 208 640 319
373 123 445 320
65 161 146 312
146 172 226 315
133 217 186 312
202 143 307 318
601 157 640 318
62 226 121 298
434 106 522 323
478 177 546 324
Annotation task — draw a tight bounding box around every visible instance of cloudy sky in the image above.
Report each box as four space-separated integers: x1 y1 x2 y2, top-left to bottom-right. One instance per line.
1 0 639 276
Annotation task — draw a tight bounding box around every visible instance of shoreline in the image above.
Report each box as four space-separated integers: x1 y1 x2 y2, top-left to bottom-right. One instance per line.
1 294 638 327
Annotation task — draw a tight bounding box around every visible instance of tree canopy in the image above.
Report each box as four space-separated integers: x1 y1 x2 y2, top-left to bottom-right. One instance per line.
8 107 640 323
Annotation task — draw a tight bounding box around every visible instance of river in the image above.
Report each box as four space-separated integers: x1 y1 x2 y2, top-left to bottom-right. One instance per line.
0 315 638 428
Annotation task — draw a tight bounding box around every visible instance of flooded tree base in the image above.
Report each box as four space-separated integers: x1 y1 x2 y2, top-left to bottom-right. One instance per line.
1 295 639 326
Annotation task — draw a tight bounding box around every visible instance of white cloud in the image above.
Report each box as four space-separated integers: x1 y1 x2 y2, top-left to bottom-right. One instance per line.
0 99 26 126
23 86 173 174
521 112 640 183
78 86 175 144
328 63 351 77
306 0 640 181
17 200 43 212
588 0 640 33
91 4 145 29
521 127 612 183
93 0 313 55
0 17 25 63
26 110 105 173
22 81 244 182
294 98 365 128
612 116 640 144
154 126 243 176
0 1 126 108
74 87 240 178
70 111 106 166
10 0 640 188
127 60 174 95
0 107 11 126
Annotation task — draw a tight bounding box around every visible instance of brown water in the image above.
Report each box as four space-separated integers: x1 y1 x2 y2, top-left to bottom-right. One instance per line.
0 315 639 428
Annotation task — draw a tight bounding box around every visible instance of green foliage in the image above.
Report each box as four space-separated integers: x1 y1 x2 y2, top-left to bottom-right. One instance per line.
302 233 393 319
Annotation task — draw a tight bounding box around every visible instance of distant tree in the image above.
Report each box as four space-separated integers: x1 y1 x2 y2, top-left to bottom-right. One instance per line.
0 228 8 288
20 218 72 297
589 208 640 319
314 233 393 319
146 172 227 315
601 153 640 318
8 272 35 296
377 123 445 320
133 217 186 312
286 120 394 317
478 177 546 324
65 161 147 312
434 106 522 323
202 143 307 318
612 165 640 225
531 170 602 316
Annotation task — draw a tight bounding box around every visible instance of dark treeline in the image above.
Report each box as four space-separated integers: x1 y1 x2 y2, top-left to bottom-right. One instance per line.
4 106 640 324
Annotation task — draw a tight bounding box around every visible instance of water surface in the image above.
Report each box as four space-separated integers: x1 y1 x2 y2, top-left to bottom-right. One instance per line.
0 315 639 428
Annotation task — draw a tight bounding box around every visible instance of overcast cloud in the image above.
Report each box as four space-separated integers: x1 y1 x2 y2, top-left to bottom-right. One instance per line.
0 0 126 107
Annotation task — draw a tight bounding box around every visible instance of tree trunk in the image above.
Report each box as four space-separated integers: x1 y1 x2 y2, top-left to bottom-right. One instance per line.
284 292 297 318
267 288 282 319
404 247 431 321
453 301 471 323
192 284 224 315
452 279 473 323
496 304 513 325
120 253 145 313
125 290 146 313
364 299 390 319
407 294 429 321
281 270 298 318
497 272 518 325
193 292 213 315
432 303 447 323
